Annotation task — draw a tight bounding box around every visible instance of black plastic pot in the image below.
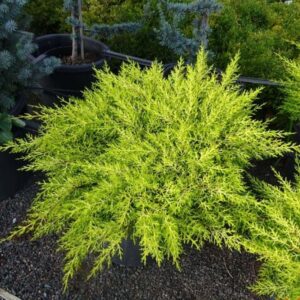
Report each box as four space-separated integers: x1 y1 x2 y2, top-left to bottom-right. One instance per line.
112 238 154 267
0 97 37 201
163 62 177 78
112 239 143 267
111 238 155 267
32 34 110 105
0 146 30 202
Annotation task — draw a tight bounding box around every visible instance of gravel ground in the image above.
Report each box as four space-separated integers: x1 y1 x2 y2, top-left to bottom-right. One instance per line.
0 179 267 300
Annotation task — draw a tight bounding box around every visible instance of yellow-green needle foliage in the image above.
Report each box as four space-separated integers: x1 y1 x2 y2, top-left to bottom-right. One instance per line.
248 167 300 300
281 48 300 123
1 50 295 292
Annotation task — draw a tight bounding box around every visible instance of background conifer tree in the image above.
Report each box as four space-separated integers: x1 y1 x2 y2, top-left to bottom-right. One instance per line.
156 0 221 61
0 0 60 111
0 0 60 142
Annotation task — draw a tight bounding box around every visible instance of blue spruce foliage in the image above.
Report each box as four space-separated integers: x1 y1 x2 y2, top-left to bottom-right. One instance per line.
156 0 222 61
0 0 60 143
0 0 60 112
90 22 142 40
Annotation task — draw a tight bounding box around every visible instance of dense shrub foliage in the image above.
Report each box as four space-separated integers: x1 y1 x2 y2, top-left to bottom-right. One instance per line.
25 0 144 36
247 169 300 299
280 52 300 124
25 0 68 35
75 0 174 62
2 51 298 299
83 0 144 25
23 0 183 61
210 0 300 79
64 0 141 63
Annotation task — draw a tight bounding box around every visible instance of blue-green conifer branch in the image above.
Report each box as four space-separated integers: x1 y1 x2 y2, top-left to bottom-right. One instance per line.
156 0 222 61
0 0 60 143
90 22 142 40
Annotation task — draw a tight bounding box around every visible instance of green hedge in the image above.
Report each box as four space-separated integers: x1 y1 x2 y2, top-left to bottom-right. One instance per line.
24 0 68 35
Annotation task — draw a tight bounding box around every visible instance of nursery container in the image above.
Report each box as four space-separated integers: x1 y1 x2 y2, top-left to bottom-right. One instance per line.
0 145 30 201
112 239 153 267
31 34 110 105
163 62 177 77
0 97 36 201
112 239 143 267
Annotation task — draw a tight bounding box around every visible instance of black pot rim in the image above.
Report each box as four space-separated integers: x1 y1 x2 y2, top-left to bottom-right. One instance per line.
32 33 110 73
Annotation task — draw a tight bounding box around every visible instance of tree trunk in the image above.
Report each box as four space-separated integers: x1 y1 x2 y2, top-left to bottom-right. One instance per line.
78 0 84 60
200 13 209 49
71 2 79 63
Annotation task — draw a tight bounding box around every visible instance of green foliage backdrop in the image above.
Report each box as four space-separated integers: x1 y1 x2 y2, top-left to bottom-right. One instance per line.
25 0 68 35
280 49 300 124
210 0 300 79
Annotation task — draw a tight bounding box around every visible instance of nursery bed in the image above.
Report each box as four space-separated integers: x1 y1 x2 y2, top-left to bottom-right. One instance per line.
0 178 268 300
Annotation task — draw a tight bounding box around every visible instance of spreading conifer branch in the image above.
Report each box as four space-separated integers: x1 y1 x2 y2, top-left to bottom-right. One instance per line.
280 49 300 123
248 165 300 299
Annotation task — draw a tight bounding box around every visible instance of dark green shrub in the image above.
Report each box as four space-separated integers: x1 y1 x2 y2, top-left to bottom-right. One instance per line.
83 0 145 25
25 0 145 36
84 0 175 61
25 0 68 35
210 0 300 79
2 51 297 299
280 50 300 125
24 0 173 61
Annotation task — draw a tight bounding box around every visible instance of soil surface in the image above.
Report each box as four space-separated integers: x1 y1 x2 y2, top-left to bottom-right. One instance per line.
61 52 102 65
0 177 269 300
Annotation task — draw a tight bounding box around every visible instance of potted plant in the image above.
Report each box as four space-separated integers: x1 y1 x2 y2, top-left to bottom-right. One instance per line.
32 0 141 104
0 0 59 201
2 50 299 300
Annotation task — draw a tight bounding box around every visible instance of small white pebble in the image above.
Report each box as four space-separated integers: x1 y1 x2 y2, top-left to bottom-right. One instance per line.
12 218 16 224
